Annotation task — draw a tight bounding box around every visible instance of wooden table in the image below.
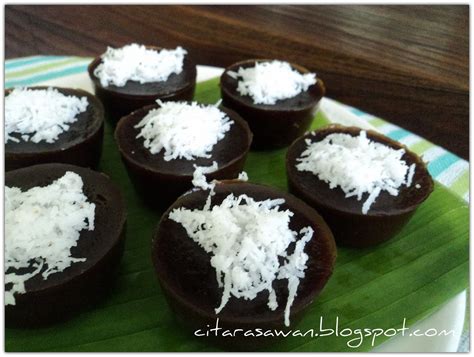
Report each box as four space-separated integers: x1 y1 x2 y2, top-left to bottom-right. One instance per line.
5 5 469 159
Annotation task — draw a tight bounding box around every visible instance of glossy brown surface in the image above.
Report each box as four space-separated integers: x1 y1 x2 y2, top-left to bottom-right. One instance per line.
152 181 336 350
220 59 325 150
5 164 127 327
5 5 468 159
286 125 434 248
5 87 104 171
88 46 197 122
115 104 252 209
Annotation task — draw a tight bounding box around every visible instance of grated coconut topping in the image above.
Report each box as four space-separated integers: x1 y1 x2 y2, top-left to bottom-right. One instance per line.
5 87 89 144
192 161 219 191
94 43 187 87
5 172 95 306
227 60 316 105
169 175 314 327
296 130 416 214
135 101 233 161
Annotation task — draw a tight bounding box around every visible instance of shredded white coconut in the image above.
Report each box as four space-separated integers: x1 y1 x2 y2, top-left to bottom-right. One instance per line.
192 162 219 191
406 163 416 187
5 87 89 144
5 172 95 306
94 43 187 87
135 101 233 161
296 130 416 214
227 60 316 105
169 193 313 327
237 171 249 181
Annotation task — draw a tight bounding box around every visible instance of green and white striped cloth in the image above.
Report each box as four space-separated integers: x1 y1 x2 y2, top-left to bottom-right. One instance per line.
5 55 469 203
5 56 91 87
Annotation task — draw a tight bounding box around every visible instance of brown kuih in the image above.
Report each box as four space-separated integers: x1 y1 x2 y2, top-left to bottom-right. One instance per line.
5 164 127 328
286 125 434 248
5 87 104 172
220 59 325 150
115 104 252 209
152 180 336 350
88 45 197 122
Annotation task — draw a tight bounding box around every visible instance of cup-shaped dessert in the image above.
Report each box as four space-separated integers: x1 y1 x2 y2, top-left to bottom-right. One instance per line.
286 125 434 248
220 59 325 150
115 101 252 209
88 44 197 122
5 86 104 172
152 180 337 350
5 163 127 327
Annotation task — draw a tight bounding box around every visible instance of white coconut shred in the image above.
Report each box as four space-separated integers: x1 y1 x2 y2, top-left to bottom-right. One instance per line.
296 130 416 214
5 172 95 306
169 173 314 327
5 87 89 144
227 60 316 105
135 101 233 161
192 161 219 192
94 43 187 87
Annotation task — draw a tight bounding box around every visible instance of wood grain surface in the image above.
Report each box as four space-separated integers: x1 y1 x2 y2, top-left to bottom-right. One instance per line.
5 5 469 159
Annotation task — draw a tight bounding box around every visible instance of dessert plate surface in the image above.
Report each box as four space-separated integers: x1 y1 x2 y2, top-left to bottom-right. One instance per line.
5 63 466 353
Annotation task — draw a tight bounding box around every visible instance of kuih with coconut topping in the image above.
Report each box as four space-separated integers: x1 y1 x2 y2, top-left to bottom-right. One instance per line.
88 44 197 122
296 130 416 214
227 60 317 105
5 87 89 144
5 86 104 172
93 43 188 87
220 59 325 150
5 171 95 306
115 99 252 208
286 125 434 247
169 191 314 327
152 180 337 348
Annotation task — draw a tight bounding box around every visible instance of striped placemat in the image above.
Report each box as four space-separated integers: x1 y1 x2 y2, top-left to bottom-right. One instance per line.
5 55 469 203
